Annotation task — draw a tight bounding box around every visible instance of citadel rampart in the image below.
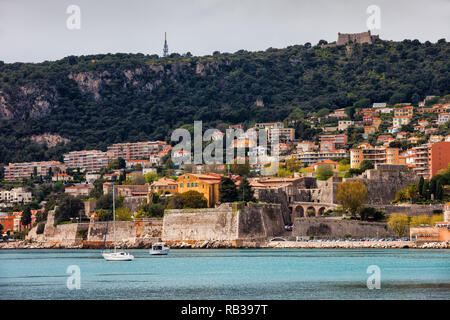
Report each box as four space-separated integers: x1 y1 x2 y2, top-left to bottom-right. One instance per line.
162 203 285 244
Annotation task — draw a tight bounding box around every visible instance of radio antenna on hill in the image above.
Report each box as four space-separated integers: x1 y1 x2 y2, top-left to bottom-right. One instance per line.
163 32 169 57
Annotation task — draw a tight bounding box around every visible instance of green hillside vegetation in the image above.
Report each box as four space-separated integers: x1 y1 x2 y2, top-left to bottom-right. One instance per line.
0 38 448 164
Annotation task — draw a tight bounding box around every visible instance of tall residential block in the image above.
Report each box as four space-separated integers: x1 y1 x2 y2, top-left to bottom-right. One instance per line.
4 161 65 181
406 141 450 179
107 141 166 160
63 150 110 172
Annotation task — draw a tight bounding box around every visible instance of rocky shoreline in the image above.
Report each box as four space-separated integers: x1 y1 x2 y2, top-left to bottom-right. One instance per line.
0 240 449 250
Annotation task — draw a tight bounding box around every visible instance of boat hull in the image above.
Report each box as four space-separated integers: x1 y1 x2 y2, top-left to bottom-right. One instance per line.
150 248 169 255
102 252 134 261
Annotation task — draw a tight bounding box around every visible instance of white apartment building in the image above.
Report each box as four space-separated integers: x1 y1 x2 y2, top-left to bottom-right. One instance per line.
338 120 354 131
0 188 32 204
393 116 411 128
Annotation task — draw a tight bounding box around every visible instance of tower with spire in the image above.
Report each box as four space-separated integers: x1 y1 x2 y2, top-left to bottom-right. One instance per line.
163 32 169 57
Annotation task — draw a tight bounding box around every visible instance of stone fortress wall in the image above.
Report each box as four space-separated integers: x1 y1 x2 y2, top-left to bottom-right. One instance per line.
162 202 285 243
337 30 379 45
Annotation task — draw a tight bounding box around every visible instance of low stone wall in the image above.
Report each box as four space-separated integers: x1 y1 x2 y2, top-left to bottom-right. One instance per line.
123 196 147 213
293 218 393 239
374 204 444 216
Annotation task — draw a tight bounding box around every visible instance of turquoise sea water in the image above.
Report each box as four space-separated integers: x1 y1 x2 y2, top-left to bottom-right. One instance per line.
0 249 449 300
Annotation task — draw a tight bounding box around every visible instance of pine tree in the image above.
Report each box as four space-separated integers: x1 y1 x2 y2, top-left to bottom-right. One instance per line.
239 176 255 202
219 177 238 203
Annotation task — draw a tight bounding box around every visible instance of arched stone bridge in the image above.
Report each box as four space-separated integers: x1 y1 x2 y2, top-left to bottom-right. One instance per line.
289 202 338 219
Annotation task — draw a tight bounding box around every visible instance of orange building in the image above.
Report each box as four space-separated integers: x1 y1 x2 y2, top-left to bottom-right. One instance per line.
394 105 414 118
177 173 221 207
350 145 403 168
429 141 450 178
0 215 15 232
0 210 40 232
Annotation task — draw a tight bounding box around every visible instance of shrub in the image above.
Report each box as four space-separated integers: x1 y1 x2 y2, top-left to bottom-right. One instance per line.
316 164 333 181
387 213 409 237
78 229 88 238
36 223 45 234
410 214 431 227
359 207 385 221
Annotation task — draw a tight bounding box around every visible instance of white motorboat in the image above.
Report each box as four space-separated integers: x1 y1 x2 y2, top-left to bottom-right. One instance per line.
102 186 134 261
150 242 170 255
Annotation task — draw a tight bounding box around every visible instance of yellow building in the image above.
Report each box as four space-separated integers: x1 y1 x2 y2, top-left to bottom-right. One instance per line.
151 177 178 195
363 125 377 136
177 173 221 207
372 117 382 129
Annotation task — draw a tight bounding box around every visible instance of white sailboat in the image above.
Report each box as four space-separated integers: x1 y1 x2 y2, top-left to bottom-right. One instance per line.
102 186 134 261
150 242 170 255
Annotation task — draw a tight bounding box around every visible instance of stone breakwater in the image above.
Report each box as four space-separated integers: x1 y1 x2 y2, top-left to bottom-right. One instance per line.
1 240 449 250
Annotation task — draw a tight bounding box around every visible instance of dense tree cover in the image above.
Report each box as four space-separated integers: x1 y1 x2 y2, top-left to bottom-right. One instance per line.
136 201 165 218
0 39 449 164
395 164 450 204
167 191 208 209
54 194 84 223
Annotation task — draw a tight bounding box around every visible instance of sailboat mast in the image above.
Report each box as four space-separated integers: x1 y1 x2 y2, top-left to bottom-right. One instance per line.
113 185 116 253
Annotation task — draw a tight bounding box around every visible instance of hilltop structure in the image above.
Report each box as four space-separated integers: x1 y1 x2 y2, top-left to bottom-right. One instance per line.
337 30 379 45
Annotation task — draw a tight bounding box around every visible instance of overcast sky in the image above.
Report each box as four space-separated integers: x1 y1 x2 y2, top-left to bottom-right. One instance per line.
0 0 449 63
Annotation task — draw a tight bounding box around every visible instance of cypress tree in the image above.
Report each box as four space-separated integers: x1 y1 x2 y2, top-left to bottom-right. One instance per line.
21 207 32 228
219 177 238 203
436 181 444 200
239 176 255 202
422 181 429 200
430 178 437 198
418 176 424 197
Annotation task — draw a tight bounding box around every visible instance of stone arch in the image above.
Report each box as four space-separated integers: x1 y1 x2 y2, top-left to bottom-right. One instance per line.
294 205 304 218
306 206 316 217
317 207 326 217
